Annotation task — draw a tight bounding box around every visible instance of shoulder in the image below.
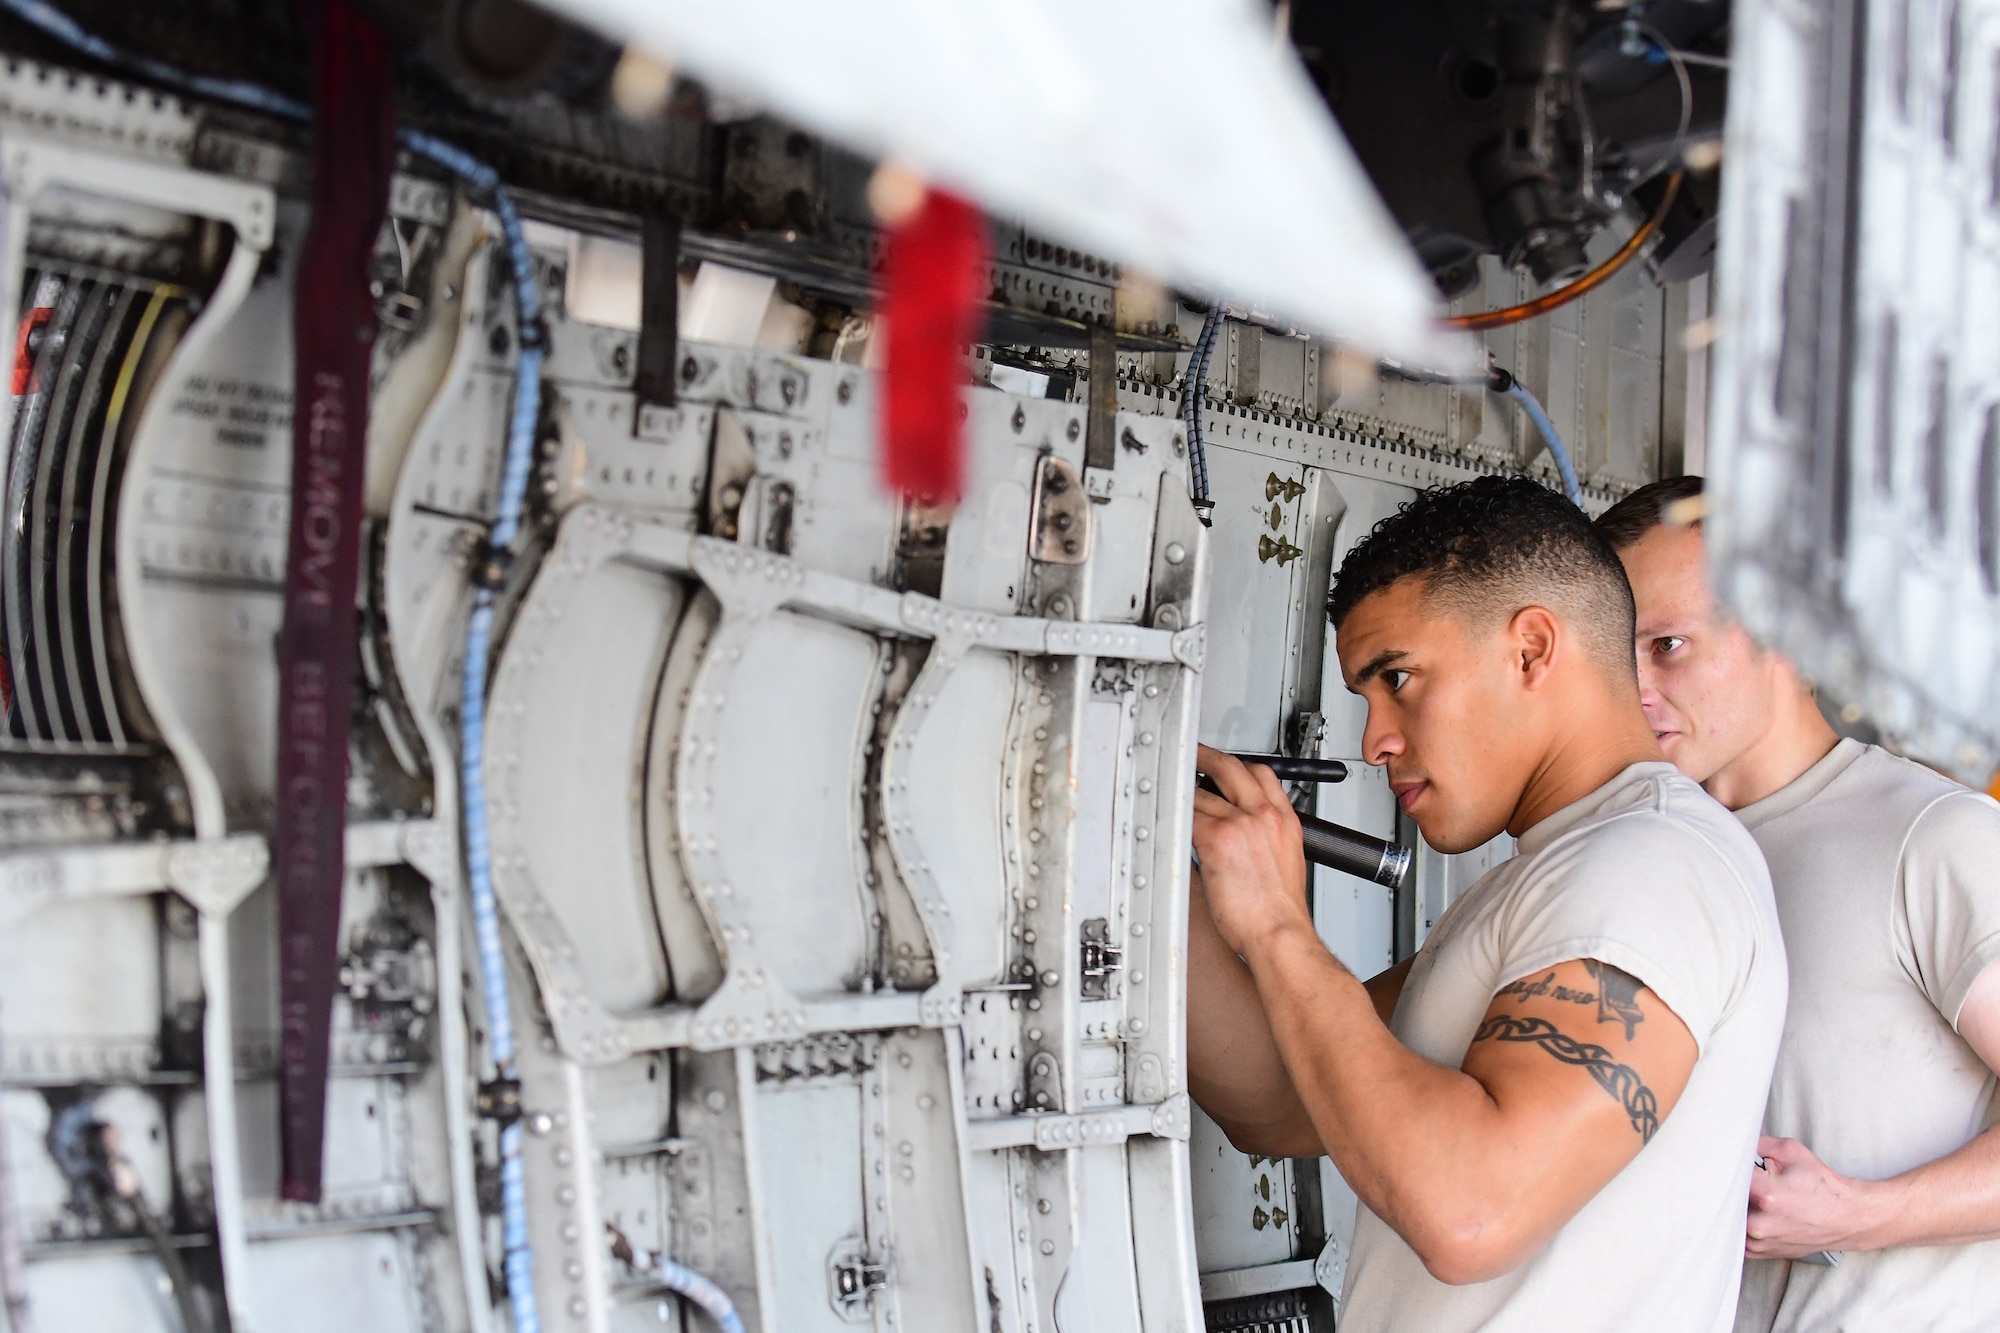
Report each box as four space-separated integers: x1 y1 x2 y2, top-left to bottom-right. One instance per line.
1553 770 1768 897
1503 774 1772 957
1825 748 1999 868
1497 786 1779 1046
1903 784 2000 851
1892 786 2000 1022
1897 786 2000 915
1835 744 1971 818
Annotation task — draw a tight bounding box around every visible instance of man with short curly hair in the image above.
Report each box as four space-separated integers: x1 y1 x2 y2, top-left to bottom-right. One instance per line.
1189 475 1786 1331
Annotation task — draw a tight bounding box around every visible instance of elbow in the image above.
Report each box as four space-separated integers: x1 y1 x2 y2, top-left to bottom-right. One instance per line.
1402 1212 1532 1287
1417 1243 1514 1288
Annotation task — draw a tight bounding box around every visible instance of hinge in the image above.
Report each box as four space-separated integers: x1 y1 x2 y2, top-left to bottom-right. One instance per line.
828 1237 888 1321
1080 917 1123 1000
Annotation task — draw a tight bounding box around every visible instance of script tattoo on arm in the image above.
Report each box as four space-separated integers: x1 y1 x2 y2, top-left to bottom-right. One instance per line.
1472 1014 1662 1143
1495 961 1648 1041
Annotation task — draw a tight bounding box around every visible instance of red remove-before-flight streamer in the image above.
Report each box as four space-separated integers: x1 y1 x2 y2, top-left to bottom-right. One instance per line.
878 188 988 501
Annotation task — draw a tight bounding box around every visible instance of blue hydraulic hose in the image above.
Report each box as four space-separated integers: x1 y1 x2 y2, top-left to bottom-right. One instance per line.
399 128 549 1333
1502 380 1583 506
649 1254 748 1333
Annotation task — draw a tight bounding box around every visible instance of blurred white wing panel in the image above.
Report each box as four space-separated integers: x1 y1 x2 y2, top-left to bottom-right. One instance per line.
541 0 1474 370
1710 0 2000 779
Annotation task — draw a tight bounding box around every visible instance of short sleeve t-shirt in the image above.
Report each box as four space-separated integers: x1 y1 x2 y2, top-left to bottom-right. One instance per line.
1733 740 2000 1333
1339 762 1788 1333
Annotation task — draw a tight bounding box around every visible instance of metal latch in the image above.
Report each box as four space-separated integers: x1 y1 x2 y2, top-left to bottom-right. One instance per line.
1080 918 1123 999
828 1237 888 1321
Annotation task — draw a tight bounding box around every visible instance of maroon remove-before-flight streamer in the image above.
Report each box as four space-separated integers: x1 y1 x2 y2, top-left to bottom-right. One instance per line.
274 0 395 1204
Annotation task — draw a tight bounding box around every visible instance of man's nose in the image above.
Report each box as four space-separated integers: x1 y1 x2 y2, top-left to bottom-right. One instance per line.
1634 656 1661 707
1361 708 1403 767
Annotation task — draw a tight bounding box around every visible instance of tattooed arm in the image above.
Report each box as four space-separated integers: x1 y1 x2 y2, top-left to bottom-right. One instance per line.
1259 944 1695 1284
1192 750 1698 1285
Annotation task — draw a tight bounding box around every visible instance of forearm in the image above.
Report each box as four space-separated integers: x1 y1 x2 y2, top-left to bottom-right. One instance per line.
1848 1125 2000 1250
1185 873 1321 1154
1241 921 1516 1254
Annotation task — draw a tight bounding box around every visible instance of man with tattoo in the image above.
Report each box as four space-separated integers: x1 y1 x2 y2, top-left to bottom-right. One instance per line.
1189 476 1786 1331
1599 476 2000 1332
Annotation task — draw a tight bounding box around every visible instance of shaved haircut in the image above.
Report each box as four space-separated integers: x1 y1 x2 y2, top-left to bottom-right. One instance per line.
1328 475 1638 681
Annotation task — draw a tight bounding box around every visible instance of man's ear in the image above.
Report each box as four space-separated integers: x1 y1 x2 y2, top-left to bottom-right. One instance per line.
1509 605 1562 690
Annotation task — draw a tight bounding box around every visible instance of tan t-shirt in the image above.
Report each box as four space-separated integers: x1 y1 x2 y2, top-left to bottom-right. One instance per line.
1340 762 1787 1333
1734 740 2000 1333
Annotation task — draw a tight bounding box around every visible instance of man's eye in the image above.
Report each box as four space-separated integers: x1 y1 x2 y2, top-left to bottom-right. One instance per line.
1654 636 1686 655
1384 669 1411 693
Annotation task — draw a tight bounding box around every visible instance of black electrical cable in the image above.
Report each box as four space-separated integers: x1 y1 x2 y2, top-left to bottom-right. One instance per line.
45 1108 209 1333
1181 305 1222 525
127 1194 208 1333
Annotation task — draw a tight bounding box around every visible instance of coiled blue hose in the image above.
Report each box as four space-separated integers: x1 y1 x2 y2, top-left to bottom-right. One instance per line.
0 5 569 1331
1502 380 1584 506
648 1254 748 1333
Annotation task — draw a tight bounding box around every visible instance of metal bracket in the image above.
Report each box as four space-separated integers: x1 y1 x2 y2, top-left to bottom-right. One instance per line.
1314 1234 1347 1300
163 837 270 918
1170 624 1207 672
1083 320 1118 503
396 818 459 887
0 834 270 930
633 212 682 418
960 1094 1191 1151
1149 1091 1193 1141
1030 454 1092 563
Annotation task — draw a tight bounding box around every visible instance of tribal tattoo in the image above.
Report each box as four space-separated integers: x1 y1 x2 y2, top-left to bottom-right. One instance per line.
1496 961 1648 1041
1472 1014 1661 1143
